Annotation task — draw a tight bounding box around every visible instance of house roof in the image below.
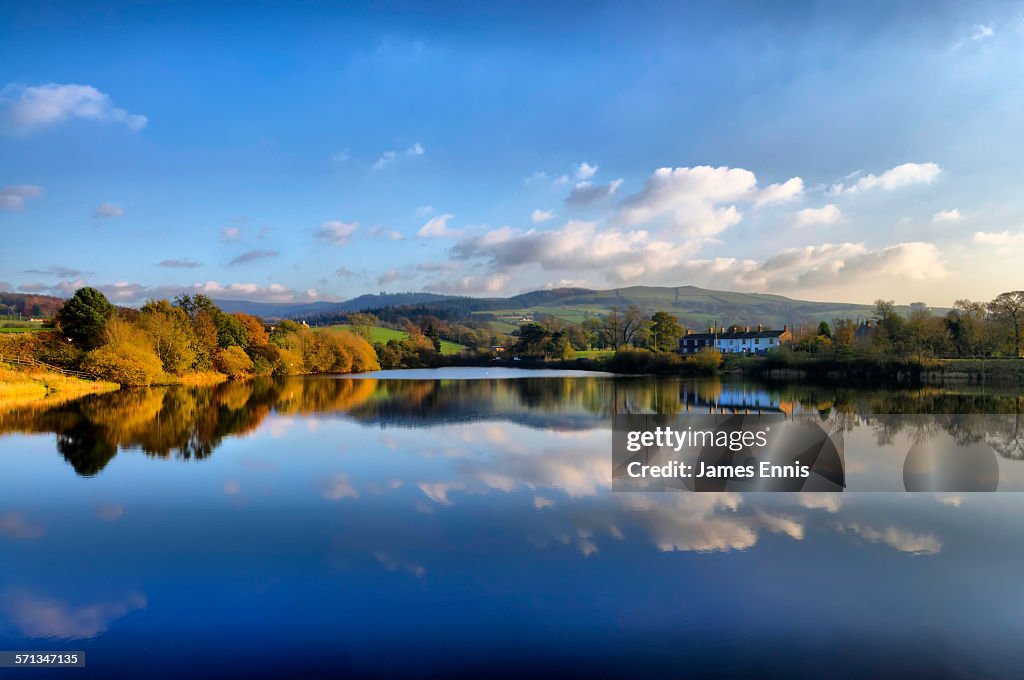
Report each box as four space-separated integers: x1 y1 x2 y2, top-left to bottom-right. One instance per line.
681 330 788 341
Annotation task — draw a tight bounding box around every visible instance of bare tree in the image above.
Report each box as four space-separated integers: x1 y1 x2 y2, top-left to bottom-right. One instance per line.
989 291 1024 357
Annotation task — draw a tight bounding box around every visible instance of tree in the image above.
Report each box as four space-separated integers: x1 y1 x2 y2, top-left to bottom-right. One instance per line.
546 331 574 360
214 346 254 378
513 323 550 358
347 312 378 341
649 311 684 352
425 324 442 352
989 291 1024 357
232 313 268 346
139 299 197 374
601 306 645 348
56 287 115 348
817 321 832 339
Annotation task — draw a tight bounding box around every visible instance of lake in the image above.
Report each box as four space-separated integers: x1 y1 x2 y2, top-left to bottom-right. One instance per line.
1 368 1023 678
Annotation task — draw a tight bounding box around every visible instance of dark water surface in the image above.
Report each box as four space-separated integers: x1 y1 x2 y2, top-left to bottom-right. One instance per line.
1 369 1024 678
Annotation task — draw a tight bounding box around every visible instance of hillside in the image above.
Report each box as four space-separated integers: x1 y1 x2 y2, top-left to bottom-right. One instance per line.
0 292 65 318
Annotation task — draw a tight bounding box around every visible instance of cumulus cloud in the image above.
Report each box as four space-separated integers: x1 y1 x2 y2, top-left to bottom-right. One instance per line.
678 241 946 294
793 204 841 227
754 177 804 206
566 179 624 207
576 162 598 180
453 220 701 285
0 83 147 135
315 220 359 245
932 209 962 223
92 202 123 219
531 209 555 223
228 249 279 266
0 184 43 211
615 166 800 237
416 213 461 238
158 258 202 268
973 230 1024 248
830 162 941 194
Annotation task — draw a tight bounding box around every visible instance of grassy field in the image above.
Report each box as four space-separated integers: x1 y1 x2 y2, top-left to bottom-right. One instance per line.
0 324 46 334
573 349 614 359
326 324 467 355
0 364 119 411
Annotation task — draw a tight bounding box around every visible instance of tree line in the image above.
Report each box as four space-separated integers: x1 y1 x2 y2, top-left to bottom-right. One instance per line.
0 287 379 386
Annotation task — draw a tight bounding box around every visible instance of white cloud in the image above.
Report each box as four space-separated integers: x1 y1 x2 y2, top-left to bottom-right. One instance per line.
228 249 279 266
220 226 241 242
793 204 841 227
973 230 1024 247
1 83 147 134
452 219 700 284
423 273 510 295
614 166 801 237
799 494 842 513
576 161 598 180
831 162 941 194
932 209 962 223
315 220 359 245
92 202 123 219
837 523 942 555
373 142 424 170
531 208 555 223
416 213 461 238
415 205 434 217
0 184 43 211
566 179 624 207
331 149 349 163
754 177 804 206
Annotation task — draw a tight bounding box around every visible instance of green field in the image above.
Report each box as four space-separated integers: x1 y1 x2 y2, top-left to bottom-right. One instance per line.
0 322 46 334
327 324 467 355
573 349 614 359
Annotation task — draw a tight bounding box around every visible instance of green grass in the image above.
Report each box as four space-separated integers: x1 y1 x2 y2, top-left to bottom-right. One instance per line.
573 349 614 359
326 324 467 355
0 326 46 334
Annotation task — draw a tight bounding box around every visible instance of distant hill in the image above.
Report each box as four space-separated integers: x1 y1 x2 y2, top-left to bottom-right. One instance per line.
0 292 65 318
214 292 458 319
283 285 944 330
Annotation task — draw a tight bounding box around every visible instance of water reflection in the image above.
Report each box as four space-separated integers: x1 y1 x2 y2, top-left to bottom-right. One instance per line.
1 371 1024 676
1 374 1022 478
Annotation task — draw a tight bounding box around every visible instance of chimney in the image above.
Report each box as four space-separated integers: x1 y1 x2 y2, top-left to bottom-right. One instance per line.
783 324 789 333
686 329 693 335
758 323 763 332
744 325 750 333
709 325 714 334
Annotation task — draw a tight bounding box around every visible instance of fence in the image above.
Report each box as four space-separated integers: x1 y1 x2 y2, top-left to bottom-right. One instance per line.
0 355 98 381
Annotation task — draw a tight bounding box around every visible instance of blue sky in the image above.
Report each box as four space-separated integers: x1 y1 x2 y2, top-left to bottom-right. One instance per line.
2 0 1023 306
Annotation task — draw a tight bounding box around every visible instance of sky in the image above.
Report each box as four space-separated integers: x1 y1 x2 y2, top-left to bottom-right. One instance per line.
1 0 1024 307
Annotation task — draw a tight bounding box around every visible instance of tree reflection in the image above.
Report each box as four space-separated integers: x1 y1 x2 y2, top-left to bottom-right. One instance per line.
0 373 1021 475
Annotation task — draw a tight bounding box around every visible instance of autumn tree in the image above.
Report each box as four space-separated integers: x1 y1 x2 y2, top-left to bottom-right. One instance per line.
139 299 197 374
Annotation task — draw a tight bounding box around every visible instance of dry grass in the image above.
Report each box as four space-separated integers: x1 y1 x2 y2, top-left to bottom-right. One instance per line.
165 371 229 386
0 364 119 411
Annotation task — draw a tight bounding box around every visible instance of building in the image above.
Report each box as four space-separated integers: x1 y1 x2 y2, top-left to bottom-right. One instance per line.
678 324 792 355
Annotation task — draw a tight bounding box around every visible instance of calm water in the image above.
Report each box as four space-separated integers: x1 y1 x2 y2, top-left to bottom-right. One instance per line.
1 369 1023 678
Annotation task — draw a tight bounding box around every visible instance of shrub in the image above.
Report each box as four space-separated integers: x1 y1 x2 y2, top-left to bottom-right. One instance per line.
333 331 380 372
215 346 254 378
82 342 165 386
689 348 723 373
